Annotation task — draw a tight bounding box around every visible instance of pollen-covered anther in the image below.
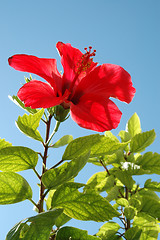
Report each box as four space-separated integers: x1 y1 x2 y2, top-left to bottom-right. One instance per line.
71 46 97 89
76 46 96 72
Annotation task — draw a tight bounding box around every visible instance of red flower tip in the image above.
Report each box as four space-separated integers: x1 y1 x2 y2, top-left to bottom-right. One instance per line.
8 56 13 65
56 42 65 56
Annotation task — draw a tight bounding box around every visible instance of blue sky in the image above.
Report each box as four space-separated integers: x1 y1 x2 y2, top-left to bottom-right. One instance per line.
0 0 160 238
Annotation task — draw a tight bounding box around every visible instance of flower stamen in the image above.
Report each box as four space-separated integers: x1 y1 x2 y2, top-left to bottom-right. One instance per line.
76 46 96 75
68 46 96 94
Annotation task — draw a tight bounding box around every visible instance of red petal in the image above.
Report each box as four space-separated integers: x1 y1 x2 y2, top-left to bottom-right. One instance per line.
17 80 68 109
70 94 122 132
56 42 97 91
74 64 136 104
8 54 62 91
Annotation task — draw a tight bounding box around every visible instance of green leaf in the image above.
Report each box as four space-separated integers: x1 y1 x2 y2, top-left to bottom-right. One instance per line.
115 170 135 190
129 194 142 211
139 189 160 201
7 209 63 240
116 198 129 207
9 95 37 114
22 209 63 240
130 130 156 153
134 212 158 227
106 185 120 202
19 223 29 238
126 113 141 137
57 226 100 240
62 134 127 160
133 212 160 240
140 193 160 219
0 172 32 204
136 152 160 174
16 109 44 142
96 222 120 240
88 157 102 166
51 182 120 221
46 189 56 210
85 171 115 192
0 138 12 150
104 131 119 142
62 134 101 160
6 221 26 240
125 226 142 240
118 130 131 142
144 179 160 192
124 206 136 220
90 136 127 158
42 152 89 190
54 212 71 228
140 226 160 240
52 135 73 148
88 149 124 166
103 149 124 165
0 146 38 172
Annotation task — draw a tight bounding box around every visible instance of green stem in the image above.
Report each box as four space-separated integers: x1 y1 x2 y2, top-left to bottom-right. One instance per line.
47 121 61 146
41 118 47 124
43 110 48 121
50 159 64 169
29 198 39 209
33 168 41 180
38 152 44 160
100 159 124 198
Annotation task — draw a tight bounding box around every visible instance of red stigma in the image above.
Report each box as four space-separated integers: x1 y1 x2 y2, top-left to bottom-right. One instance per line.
84 46 96 57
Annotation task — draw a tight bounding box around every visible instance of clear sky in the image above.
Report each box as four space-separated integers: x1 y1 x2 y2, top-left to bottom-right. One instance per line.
0 0 160 238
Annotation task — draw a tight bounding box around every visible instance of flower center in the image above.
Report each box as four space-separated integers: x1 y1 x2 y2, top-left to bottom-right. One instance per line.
76 46 96 75
68 46 96 94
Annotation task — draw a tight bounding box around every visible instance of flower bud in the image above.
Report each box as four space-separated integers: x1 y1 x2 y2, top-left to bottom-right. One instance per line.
54 105 70 122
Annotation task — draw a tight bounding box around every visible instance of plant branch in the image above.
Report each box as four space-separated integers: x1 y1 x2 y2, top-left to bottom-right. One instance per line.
29 198 39 209
50 159 64 169
118 216 126 227
118 189 124 198
125 186 130 230
33 168 41 180
118 232 127 240
42 189 50 200
125 186 128 199
38 115 52 213
99 159 110 175
41 118 47 124
100 159 125 198
38 152 44 160
43 111 48 121
121 206 127 230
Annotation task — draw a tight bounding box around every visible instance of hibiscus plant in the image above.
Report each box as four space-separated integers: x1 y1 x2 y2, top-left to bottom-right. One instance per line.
0 42 160 239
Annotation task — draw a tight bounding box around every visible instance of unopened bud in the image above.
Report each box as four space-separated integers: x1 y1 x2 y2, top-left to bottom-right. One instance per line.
54 105 70 122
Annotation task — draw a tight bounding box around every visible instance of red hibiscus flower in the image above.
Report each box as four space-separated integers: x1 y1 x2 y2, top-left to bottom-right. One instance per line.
8 42 135 132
